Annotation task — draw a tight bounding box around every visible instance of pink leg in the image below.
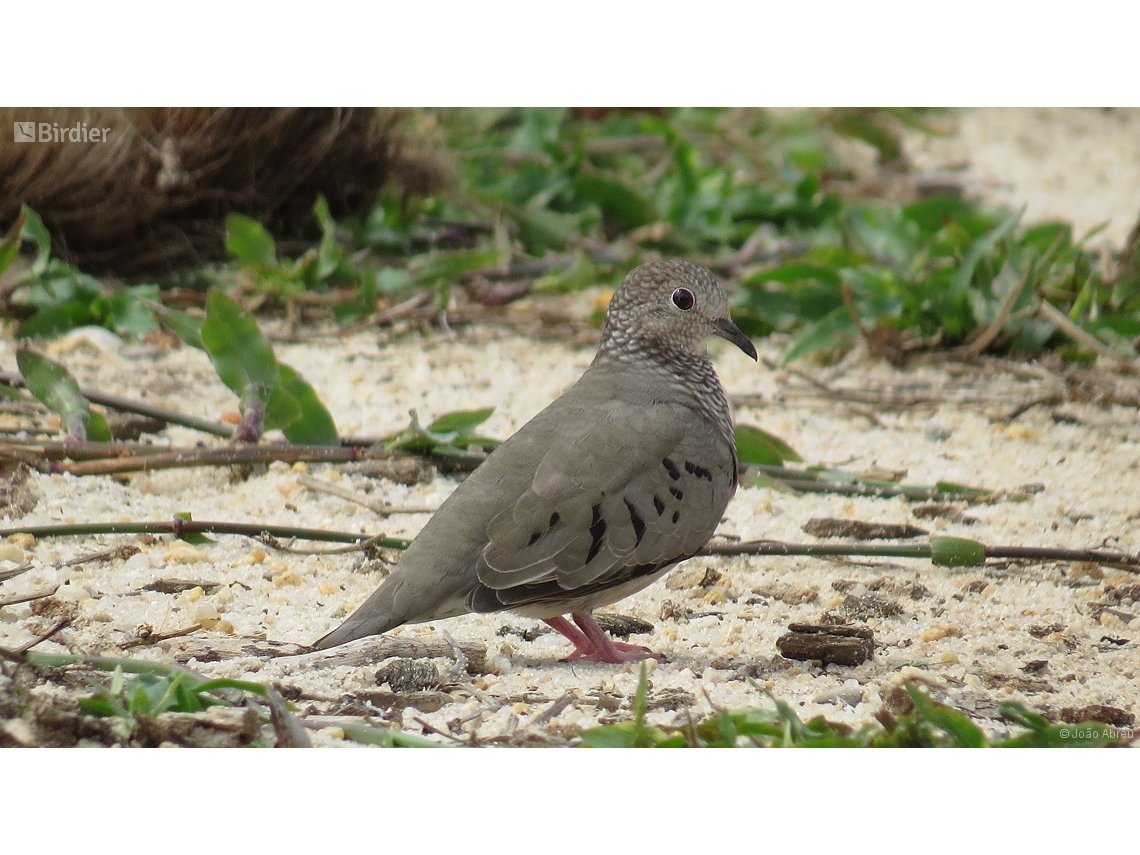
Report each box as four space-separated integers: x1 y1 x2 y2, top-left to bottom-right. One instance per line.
544 616 596 657
539 612 662 664
544 613 663 664
573 613 661 663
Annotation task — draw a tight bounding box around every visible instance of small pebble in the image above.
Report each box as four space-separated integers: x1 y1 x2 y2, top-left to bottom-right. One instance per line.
163 543 212 565
193 602 220 628
124 552 152 572
0 543 25 563
922 624 960 642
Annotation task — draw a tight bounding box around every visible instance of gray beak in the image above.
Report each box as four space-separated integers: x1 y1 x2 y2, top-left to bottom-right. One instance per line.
711 317 758 361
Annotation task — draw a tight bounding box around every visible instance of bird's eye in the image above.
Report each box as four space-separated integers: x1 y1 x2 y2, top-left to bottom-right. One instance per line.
671 288 695 311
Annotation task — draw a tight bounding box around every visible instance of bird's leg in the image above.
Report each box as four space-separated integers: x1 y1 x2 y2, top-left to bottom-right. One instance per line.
568 612 663 664
543 616 597 658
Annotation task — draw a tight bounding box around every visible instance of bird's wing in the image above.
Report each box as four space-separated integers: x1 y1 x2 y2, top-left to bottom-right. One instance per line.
476 397 733 607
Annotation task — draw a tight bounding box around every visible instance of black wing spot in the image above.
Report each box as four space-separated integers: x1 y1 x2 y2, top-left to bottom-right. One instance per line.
684 460 713 482
587 503 607 563
549 512 561 528
669 486 683 500
527 531 542 546
653 494 666 516
662 458 681 480
672 510 680 524
624 498 646 546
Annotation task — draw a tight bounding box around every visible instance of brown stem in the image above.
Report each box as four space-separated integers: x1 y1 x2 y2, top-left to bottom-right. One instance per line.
0 518 410 549
0 371 233 438
702 539 1140 571
50 444 364 475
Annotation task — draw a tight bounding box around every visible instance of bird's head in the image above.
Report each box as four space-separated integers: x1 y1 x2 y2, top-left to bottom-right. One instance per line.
600 260 757 362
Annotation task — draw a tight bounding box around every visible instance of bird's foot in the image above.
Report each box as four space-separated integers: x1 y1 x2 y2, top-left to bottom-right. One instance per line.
544 613 664 664
564 640 662 664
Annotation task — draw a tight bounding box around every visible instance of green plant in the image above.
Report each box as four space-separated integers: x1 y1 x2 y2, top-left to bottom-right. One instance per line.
170 290 339 444
579 668 1126 747
15 348 112 441
382 407 502 459
1 205 160 339
78 665 252 744
738 200 1139 364
23 651 439 748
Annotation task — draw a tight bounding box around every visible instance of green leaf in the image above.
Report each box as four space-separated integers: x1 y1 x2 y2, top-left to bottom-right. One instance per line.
78 694 120 718
19 204 53 275
163 310 205 350
534 254 598 293
929 536 986 567
428 407 495 434
17 348 98 440
934 481 994 499
827 109 904 163
572 172 658 231
780 306 859 364
578 663 683 747
410 248 503 286
201 290 282 410
173 512 214 545
384 410 457 453
902 194 982 235
997 701 1051 732
86 411 113 442
382 408 500 458
0 211 25 279
278 363 339 445
312 195 342 281
739 263 843 289
337 722 443 747
225 214 278 268
0 383 29 402
739 469 800 493
734 424 803 466
508 204 580 254
811 467 857 484
16 300 98 339
996 704 1119 747
949 211 1021 295
105 285 161 336
264 384 303 432
904 684 987 747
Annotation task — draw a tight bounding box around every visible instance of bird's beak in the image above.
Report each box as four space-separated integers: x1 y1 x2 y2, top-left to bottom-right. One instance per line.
711 317 758 361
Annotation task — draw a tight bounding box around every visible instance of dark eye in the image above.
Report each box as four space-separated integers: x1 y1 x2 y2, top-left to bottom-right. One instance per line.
671 288 695 311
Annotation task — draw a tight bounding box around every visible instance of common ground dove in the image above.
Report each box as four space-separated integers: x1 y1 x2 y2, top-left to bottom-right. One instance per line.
313 260 756 662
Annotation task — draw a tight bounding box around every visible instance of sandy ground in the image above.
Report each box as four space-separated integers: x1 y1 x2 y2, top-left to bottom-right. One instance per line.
904 108 1140 250
1 108 1138 747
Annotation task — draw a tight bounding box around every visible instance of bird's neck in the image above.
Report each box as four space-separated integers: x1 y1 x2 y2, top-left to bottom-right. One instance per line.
591 338 736 452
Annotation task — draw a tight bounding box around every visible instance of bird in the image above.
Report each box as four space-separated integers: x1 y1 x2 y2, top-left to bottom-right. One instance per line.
313 259 757 663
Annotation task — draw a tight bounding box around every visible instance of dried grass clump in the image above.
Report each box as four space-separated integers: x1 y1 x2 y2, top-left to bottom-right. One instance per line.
0 108 451 277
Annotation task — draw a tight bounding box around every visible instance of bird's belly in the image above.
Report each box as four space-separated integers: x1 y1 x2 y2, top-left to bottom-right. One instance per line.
504 564 677 619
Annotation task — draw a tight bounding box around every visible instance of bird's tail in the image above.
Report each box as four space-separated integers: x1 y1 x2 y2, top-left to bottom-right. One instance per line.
311 579 405 650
